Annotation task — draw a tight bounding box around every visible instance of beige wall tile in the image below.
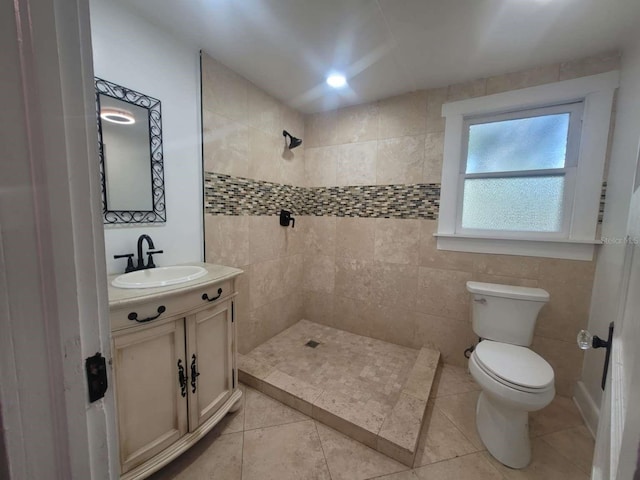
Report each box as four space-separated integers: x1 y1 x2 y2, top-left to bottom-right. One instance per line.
416 267 472 321
282 254 304 297
201 54 249 124
531 336 583 397
376 263 419 311
333 295 374 337
234 266 253 354
250 255 302 311
536 277 591 342
486 64 560 95
423 132 444 183
536 258 595 342
251 287 304 348
247 86 283 135
282 106 305 142
419 220 475 272
559 51 621 81
250 257 287 310
248 127 281 183
305 146 338 187
335 257 378 304
377 135 425 185
279 142 305 186
202 109 249 177
378 91 427 139
472 253 540 278
447 79 486 101
375 219 421 265
425 87 448 133
413 313 475 367
368 304 418 349
336 102 379 144
303 215 337 256
205 215 250 267
303 255 335 294
305 110 338 148
303 290 336 328
336 217 376 261
249 215 288 263
336 141 377 186
472 273 538 288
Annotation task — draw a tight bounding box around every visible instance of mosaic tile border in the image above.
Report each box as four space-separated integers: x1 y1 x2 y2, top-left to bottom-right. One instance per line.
204 172 440 219
204 172 606 223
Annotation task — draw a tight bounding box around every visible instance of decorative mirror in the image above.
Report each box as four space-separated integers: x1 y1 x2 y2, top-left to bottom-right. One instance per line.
95 78 166 224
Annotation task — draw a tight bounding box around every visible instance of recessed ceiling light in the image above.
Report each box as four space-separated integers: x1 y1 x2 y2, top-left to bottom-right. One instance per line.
100 108 135 125
326 73 347 89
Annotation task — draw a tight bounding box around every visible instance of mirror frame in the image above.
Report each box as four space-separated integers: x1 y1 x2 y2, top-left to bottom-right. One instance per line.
95 77 166 224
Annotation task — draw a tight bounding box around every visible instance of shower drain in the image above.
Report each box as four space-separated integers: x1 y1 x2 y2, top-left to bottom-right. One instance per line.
305 340 320 348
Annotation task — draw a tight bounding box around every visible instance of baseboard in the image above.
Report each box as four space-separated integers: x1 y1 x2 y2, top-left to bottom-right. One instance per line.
573 380 600 437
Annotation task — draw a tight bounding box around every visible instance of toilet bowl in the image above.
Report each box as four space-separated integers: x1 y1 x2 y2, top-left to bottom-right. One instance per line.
466 281 554 469
469 340 554 468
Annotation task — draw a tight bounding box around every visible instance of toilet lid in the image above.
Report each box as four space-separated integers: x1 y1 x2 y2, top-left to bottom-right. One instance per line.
474 340 554 389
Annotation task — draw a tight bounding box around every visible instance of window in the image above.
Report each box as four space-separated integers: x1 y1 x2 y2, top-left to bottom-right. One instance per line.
459 102 582 237
437 72 619 260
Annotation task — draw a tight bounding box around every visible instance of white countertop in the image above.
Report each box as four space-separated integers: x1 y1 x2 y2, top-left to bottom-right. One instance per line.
108 262 243 309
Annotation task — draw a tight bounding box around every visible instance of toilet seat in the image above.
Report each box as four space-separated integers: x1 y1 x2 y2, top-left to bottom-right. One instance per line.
473 340 554 393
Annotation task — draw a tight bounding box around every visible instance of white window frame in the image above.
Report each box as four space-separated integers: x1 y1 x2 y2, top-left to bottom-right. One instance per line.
457 101 583 240
436 71 619 261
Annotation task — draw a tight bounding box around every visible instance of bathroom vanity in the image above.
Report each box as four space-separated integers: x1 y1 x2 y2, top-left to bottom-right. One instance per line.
108 262 243 480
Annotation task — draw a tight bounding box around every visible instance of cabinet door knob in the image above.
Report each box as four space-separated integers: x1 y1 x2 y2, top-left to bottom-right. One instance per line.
177 359 187 398
202 288 223 302
190 354 200 394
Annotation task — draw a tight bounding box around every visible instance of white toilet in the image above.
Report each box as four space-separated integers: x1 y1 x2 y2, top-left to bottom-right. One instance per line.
466 281 555 469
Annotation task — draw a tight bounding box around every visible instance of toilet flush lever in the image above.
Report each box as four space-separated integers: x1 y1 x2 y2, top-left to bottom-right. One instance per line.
474 298 487 304
577 322 614 390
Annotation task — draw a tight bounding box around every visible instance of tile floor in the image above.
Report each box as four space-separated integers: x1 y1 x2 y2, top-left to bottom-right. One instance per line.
149 363 594 480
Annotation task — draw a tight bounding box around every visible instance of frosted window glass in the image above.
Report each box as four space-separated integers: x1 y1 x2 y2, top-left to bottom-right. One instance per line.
462 176 565 232
466 114 570 174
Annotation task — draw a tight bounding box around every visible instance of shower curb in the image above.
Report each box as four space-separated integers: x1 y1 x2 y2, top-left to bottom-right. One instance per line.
238 337 440 467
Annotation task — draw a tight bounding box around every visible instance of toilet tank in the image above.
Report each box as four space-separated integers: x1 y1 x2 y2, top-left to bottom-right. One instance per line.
466 281 550 346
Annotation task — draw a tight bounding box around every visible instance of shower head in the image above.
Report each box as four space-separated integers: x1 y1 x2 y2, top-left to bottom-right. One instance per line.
283 130 302 149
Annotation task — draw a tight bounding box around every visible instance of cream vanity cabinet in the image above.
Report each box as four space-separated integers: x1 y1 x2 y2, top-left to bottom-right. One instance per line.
109 264 243 480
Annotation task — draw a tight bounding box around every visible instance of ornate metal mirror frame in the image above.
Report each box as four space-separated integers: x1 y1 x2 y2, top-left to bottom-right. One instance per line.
95 77 166 224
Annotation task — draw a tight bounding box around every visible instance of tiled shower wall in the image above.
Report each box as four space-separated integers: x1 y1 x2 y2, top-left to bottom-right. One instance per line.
299 52 619 397
203 51 619 396
201 53 306 354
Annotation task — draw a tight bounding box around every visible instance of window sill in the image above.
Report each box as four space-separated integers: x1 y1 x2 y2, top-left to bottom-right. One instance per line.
434 233 601 261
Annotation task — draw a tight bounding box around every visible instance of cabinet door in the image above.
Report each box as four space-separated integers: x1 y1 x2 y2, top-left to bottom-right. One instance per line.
186 300 233 429
113 320 188 474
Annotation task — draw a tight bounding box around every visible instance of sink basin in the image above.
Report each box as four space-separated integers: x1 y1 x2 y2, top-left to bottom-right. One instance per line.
112 265 208 289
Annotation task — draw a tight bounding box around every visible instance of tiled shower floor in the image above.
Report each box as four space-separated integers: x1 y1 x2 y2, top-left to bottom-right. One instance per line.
238 320 440 465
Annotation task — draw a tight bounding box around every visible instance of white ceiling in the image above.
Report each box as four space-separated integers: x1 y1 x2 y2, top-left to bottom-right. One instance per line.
119 0 640 113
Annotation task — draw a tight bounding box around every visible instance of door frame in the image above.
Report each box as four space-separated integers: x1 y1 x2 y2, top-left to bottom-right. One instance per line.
0 0 117 478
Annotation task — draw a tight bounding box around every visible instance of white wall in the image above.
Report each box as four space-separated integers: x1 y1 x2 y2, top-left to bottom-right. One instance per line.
90 0 203 274
577 37 640 433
